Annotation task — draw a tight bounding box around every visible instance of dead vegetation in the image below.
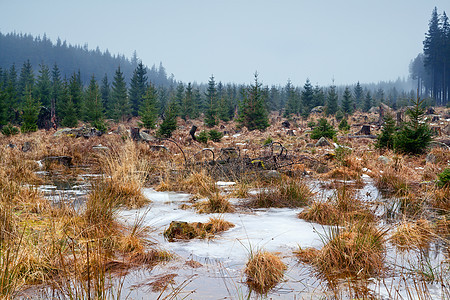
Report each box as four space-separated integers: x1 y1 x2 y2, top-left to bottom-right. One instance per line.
244 250 286 294
390 219 434 251
247 177 313 208
297 223 387 281
298 186 375 226
0 107 449 298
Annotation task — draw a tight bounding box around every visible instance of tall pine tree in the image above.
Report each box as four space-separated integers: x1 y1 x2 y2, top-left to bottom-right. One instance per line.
21 86 40 133
237 72 269 131
204 75 218 127
139 83 158 129
84 75 105 129
326 84 338 116
354 81 364 110
100 74 112 117
129 62 147 116
301 79 314 117
341 87 353 114
111 66 130 122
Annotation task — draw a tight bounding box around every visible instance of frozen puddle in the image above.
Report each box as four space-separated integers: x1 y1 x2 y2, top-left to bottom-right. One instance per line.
119 188 328 298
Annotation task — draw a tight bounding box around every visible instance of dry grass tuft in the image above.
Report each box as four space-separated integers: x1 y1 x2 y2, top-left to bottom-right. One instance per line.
194 193 235 213
298 186 375 226
391 219 434 251
181 170 218 197
375 167 409 196
97 140 151 209
431 186 450 214
313 223 387 280
244 250 286 294
298 201 337 225
295 247 320 264
248 178 313 208
397 191 426 218
326 166 360 180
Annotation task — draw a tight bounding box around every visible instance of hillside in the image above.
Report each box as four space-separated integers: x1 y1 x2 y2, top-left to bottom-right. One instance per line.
0 32 173 86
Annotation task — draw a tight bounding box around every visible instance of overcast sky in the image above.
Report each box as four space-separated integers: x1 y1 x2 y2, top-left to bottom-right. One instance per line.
1 1 449 86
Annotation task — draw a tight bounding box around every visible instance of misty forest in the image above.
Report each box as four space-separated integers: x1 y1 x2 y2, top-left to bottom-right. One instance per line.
0 6 449 300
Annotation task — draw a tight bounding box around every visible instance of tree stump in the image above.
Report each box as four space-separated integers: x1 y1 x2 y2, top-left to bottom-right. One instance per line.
189 125 198 141
356 125 371 135
131 127 140 141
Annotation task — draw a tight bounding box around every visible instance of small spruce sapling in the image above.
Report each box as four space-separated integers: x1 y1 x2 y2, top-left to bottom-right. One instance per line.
310 118 336 139
393 96 431 154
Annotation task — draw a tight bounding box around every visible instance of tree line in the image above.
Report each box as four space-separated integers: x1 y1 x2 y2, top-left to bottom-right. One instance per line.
410 7 450 105
0 32 173 87
0 57 420 136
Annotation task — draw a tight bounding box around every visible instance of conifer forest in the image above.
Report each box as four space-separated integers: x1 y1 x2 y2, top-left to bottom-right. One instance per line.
0 5 449 300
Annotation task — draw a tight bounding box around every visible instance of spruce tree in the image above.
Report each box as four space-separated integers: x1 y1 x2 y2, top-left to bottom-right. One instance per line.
204 75 218 127
21 86 40 133
5 65 19 123
354 82 364 110
341 87 353 114
51 64 62 124
129 62 147 116
284 80 300 116
158 86 169 116
301 79 314 117
0 84 6 127
326 84 338 115
423 7 442 103
181 82 195 120
139 83 158 129
157 100 177 138
310 118 336 139
100 74 112 117
18 60 34 103
375 114 395 149
68 72 83 118
61 81 78 128
36 64 52 108
173 82 184 116
313 85 325 107
111 66 130 122
84 75 105 130
193 88 202 119
394 97 432 154
363 91 373 112
237 72 269 131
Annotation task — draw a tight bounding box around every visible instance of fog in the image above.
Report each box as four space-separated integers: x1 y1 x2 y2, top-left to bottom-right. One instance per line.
0 0 449 85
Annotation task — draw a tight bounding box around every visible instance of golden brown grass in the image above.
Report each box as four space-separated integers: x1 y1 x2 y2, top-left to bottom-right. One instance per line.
326 166 360 180
244 250 286 294
0 134 168 298
375 167 409 196
294 247 320 264
96 140 151 209
391 219 434 251
298 186 375 226
248 178 313 208
307 223 387 280
431 186 450 214
194 193 235 213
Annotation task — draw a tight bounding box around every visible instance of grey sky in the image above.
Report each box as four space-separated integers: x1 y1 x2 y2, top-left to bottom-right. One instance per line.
1 0 448 86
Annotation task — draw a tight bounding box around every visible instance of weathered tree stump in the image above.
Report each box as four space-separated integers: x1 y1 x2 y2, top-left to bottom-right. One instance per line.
189 125 198 141
131 127 140 141
281 120 291 128
356 125 371 135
